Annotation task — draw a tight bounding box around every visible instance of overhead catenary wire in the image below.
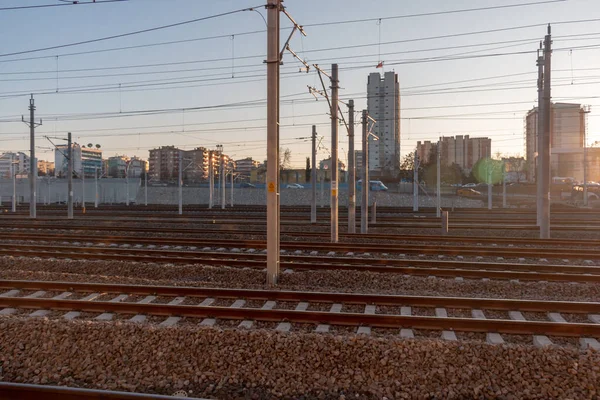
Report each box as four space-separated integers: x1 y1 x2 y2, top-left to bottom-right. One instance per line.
0 0 128 11
0 4 264 58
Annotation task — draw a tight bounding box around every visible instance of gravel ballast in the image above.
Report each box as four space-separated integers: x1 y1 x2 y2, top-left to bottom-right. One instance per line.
1 317 598 399
1 257 600 302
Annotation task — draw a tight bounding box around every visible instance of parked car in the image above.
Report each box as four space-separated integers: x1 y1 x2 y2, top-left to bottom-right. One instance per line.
356 180 388 191
457 188 482 197
462 183 477 188
285 183 304 189
240 182 256 188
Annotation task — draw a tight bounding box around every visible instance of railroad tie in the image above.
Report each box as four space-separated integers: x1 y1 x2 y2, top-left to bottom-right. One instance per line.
357 305 376 335
315 303 342 333
471 309 504 345
159 297 186 327
400 306 414 338
63 293 101 320
0 289 20 298
198 298 216 327
547 312 566 323
580 338 600 351
240 300 276 329
29 292 72 318
580 314 600 350
436 308 458 341
128 296 157 323
275 302 308 332
509 310 553 347
96 294 129 321
0 290 21 315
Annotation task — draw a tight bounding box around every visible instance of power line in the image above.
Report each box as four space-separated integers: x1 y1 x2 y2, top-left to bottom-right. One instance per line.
302 0 566 27
0 0 128 11
0 4 263 58
1 13 598 64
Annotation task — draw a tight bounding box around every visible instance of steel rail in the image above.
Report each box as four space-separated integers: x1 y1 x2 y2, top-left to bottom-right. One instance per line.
4 211 600 224
0 296 598 336
2 216 599 231
2 232 600 259
8 203 600 213
2 223 600 247
2 244 600 283
0 382 200 400
2 279 600 313
5 241 600 275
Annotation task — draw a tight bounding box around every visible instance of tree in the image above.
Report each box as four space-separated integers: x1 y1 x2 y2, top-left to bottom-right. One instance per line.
305 157 310 182
399 152 415 181
503 155 527 183
472 157 504 185
279 147 292 170
442 163 466 185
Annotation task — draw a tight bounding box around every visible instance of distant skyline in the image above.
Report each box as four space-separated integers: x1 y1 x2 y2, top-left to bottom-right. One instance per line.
1 0 600 167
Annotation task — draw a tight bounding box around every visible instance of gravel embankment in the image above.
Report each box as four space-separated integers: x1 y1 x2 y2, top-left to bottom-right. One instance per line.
1 317 598 399
1 257 599 302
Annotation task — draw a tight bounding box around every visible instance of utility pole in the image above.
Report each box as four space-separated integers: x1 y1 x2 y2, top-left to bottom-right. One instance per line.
23 94 42 219
221 151 226 210
208 151 213 209
266 0 280 285
230 169 234 207
94 167 99 208
67 132 73 219
320 175 325 207
536 42 544 227
541 24 552 239
436 141 441 218
178 150 183 215
311 125 317 223
125 163 130 207
144 168 148 206
82 169 86 213
11 155 16 213
583 107 590 206
502 161 507 208
413 150 419 212
330 64 339 243
347 99 356 233
361 110 369 234
487 160 492 210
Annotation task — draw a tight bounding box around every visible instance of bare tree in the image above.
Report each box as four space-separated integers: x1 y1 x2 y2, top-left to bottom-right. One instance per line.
503 155 527 183
279 147 292 170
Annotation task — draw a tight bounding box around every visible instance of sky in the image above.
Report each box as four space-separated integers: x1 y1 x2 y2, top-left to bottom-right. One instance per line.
1 0 600 167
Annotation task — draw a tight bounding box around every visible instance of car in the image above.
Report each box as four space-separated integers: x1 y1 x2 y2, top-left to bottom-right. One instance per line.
462 183 477 188
240 182 256 188
356 180 388 191
285 183 304 189
457 188 482 197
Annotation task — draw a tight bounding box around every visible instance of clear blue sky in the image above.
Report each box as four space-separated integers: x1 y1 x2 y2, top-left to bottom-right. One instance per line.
0 0 599 167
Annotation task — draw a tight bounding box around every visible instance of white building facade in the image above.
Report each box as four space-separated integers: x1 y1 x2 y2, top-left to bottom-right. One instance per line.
55 143 102 178
0 152 30 178
367 71 401 178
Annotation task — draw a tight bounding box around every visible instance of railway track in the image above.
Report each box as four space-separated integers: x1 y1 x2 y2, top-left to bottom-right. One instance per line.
0 382 195 400
1 280 599 345
3 215 599 231
3 231 600 260
3 242 600 283
8 204 596 213
3 222 600 248
5 210 600 224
